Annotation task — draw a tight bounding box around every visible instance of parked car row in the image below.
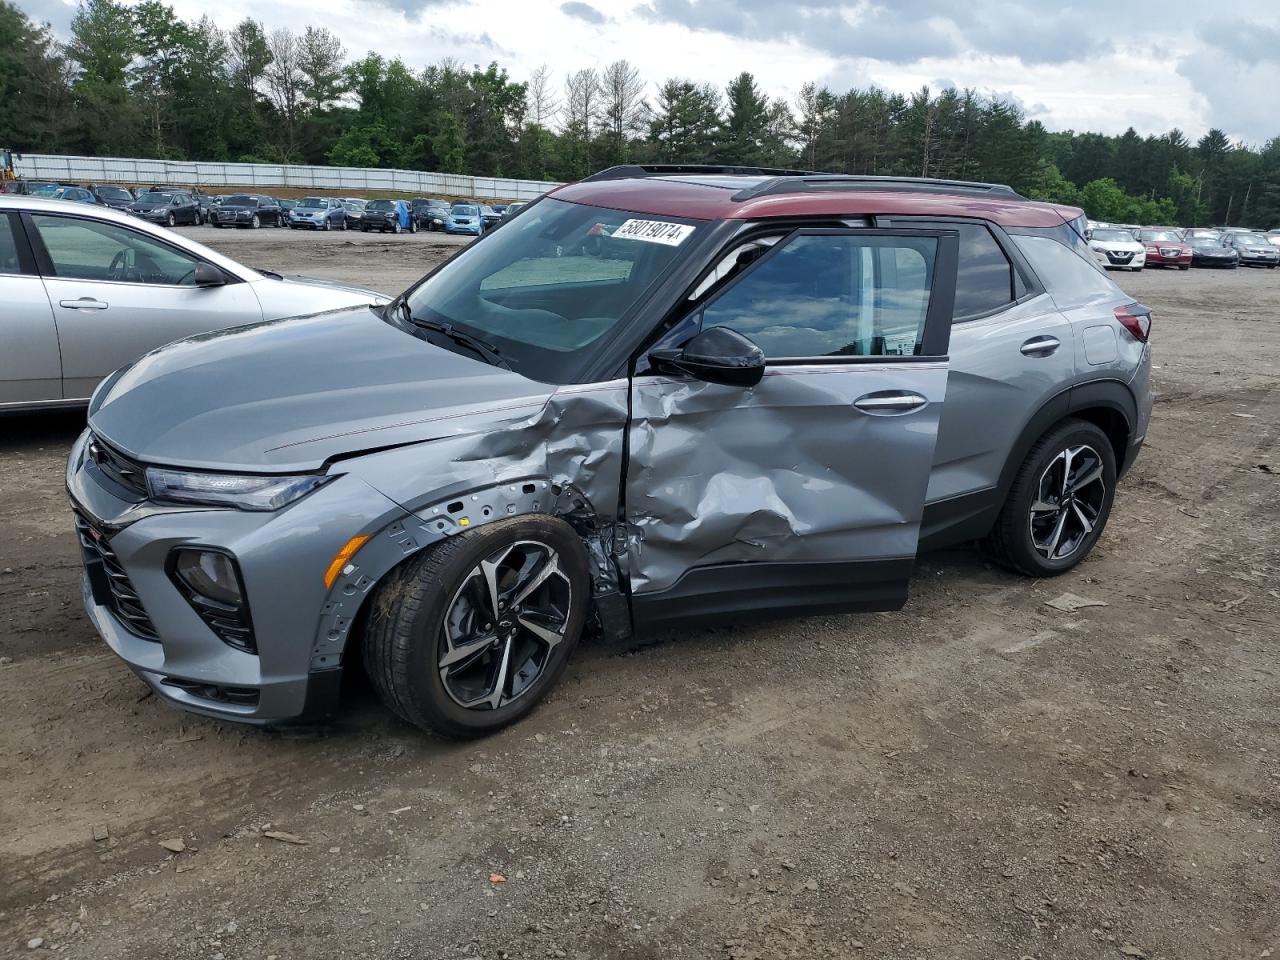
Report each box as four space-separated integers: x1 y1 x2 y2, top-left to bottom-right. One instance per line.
13 182 532 237
1086 221 1280 271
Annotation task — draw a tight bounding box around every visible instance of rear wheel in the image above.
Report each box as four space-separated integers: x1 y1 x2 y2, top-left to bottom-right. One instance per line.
364 516 589 737
984 419 1117 577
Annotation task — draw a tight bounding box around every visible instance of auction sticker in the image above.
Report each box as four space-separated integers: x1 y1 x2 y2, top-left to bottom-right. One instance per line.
612 219 695 246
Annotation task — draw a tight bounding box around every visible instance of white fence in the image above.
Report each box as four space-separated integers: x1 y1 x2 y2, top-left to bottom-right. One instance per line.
13 153 563 201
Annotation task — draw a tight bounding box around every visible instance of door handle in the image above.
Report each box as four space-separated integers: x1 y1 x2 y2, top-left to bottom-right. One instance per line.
853 391 928 414
59 298 109 310
1020 335 1060 357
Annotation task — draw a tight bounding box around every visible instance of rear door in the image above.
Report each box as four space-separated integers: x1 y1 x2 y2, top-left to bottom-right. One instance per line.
26 211 263 399
625 227 958 623
0 211 62 405
875 218 1078 546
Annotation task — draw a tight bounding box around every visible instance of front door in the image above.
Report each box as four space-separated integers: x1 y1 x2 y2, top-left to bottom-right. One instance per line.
26 211 263 399
625 227 959 625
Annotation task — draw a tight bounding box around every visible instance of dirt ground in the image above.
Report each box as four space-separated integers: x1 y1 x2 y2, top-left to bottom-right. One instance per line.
1 229 1277 960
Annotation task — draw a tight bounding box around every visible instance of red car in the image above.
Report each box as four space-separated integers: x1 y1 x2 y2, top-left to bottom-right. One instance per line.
1138 229 1191 269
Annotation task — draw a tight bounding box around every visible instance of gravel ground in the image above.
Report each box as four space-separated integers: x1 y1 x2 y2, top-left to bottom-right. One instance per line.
0 231 1277 960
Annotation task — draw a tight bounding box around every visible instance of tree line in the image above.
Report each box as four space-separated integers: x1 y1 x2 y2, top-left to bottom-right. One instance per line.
3 0 1279 227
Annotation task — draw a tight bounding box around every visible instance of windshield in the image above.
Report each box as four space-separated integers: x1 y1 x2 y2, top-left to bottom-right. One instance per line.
1140 231 1180 242
32 184 60 196
96 187 131 200
298 197 326 209
139 193 174 203
1092 230 1133 242
224 194 256 207
451 205 478 216
1236 233 1269 244
369 200 394 211
1191 238 1221 248
400 197 704 382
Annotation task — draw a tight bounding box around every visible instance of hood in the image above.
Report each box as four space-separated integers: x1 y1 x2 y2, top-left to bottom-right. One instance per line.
269 273 389 302
89 307 554 473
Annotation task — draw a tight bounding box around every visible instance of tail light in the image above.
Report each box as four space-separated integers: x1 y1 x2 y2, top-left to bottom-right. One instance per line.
1115 303 1152 343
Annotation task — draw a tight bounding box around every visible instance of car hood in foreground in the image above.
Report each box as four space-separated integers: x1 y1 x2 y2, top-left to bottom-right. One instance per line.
89 307 554 473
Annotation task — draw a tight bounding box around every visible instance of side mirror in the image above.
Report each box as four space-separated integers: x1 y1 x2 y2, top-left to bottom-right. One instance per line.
649 326 765 388
194 262 226 287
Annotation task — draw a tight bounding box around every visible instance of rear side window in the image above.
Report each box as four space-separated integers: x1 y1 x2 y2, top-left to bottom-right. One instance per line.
883 220 1013 319
1012 235 1118 304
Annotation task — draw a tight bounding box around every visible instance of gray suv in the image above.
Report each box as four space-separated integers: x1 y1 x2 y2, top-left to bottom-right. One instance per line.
67 167 1153 737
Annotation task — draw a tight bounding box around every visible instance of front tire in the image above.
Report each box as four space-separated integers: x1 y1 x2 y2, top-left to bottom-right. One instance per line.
984 419 1117 577
166 212 176 227
250 214 260 229
364 515 590 738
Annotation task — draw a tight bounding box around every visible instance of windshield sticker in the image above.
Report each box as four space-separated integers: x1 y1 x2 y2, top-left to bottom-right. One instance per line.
612 219 695 246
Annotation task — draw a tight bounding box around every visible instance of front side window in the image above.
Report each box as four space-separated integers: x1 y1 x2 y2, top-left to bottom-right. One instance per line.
0 213 23 274
32 214 201 286
698 232 939 358
400 197 703 381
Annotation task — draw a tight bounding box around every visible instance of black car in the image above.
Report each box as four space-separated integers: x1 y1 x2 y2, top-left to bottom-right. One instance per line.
126 190 202 226
1189 238 1238 269
90 185 135 209
360 198 417 233
410 198 451 231
208 193 286 229
193 193 217 220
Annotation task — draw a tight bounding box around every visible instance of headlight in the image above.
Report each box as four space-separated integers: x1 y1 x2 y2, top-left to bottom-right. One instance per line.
146 468 335 511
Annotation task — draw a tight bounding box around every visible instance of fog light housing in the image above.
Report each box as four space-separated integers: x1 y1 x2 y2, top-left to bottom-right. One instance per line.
170 548 256 653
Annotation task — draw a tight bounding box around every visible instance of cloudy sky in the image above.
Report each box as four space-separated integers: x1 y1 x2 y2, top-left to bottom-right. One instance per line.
25 0 1280 145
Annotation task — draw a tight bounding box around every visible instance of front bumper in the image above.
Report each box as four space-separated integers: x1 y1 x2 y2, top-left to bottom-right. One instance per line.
67 430 413 724
446 222 481 234
1095 249 1144 269
1239 252 1279 266
1143 249 1191 267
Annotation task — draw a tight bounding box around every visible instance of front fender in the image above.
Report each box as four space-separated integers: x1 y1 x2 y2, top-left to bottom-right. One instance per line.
310 381 632 665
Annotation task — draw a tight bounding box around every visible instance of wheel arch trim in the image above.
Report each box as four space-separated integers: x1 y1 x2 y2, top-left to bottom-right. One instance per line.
309 478 622 671
997 379 1135 503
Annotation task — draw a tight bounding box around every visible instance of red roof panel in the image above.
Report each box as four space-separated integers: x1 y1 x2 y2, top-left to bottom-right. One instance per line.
550 177 1081 229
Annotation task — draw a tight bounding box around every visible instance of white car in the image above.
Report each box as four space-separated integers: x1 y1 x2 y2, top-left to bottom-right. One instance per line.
0 195 390 412
1267 229 1280 250
1088 227 1146 271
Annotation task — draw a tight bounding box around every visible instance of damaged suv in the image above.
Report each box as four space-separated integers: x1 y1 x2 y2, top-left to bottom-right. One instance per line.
68 165 1153 737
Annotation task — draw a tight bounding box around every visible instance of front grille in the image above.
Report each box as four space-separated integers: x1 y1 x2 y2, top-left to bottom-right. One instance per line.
74 510 159 641
86 434 148 499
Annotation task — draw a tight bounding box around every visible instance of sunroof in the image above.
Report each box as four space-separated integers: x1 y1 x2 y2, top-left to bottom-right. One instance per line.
657 174 771 190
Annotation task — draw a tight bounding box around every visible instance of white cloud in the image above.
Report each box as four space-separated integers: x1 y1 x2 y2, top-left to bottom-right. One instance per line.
56 0 1280 143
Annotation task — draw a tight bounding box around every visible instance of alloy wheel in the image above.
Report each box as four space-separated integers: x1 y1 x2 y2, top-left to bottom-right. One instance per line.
1028 444 1107 561
437 540 571 711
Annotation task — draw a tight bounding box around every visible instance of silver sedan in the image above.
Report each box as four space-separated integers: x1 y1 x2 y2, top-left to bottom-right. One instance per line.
0 195 389 411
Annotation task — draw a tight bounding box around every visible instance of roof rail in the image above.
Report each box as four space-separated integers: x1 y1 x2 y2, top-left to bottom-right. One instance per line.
731 175 1025 202
580 164 816 182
